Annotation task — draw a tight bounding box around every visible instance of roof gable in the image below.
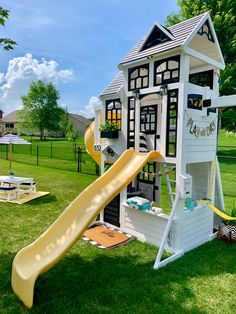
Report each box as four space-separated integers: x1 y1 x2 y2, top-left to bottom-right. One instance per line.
119 13 207 66
184 13 225 68
140 23 174 51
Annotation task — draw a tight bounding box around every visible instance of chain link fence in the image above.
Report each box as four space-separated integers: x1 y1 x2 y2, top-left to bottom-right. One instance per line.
0 144 99 175
217 155 236 213
0 143 235 208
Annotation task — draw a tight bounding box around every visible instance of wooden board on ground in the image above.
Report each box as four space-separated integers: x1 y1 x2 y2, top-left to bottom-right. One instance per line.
0 191 50 204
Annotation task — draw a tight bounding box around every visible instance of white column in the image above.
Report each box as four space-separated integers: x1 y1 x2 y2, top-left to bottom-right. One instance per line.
94 109 101 145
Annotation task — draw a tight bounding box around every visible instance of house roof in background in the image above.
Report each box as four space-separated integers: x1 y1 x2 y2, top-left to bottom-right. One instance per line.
68 113 91 126
0 110 91 126
0 110 22 123
119 13 207 65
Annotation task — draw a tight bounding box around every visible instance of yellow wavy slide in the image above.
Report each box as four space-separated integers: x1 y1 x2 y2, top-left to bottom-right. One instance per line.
208 204 236 221
12 149 161 308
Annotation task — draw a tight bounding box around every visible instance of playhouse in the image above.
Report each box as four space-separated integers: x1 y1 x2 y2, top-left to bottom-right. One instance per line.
88 12 236 267
11 12 236 308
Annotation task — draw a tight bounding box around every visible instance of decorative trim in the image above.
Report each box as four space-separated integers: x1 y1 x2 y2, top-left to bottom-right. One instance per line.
197 19 215 43
186 117 216 138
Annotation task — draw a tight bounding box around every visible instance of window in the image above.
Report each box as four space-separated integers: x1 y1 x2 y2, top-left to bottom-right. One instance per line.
5 123 14 128
189 70 214 89
106 99 121 129
127 98 135 149
140 105 157 134
128 64 149 91
197 20 214 43
138 162 156 184
154 56 180 86
141 25 172 51
166 90 178 157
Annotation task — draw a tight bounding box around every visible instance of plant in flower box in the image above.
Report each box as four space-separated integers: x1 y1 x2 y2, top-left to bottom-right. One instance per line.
100 121 119 138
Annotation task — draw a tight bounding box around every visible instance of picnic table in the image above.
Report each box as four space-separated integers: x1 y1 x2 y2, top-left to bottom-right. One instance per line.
0 176 35 200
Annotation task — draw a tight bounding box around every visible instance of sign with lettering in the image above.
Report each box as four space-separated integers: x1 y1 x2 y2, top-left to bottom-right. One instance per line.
187 94 203 110
186 117 215 138
93 144 101 152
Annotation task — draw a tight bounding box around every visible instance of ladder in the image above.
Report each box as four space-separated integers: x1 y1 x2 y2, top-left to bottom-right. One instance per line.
163 164 176 206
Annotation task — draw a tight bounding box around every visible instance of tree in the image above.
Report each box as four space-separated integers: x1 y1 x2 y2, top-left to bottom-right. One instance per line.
0 6 16 50
221 109 236 133
20 80 66 140
166 0 236 95
66 120 80 145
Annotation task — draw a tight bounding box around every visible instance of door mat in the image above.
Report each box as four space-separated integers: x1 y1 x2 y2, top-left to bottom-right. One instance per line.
82 224 136 250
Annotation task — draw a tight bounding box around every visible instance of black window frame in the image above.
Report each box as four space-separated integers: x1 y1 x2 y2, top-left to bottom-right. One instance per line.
166 89 178 158
189 70 214 90
154 55 180 86
105 99 122 130
128 64 149 91
5 123 14 128
138 162 157 184
127 97 136 149
140 105 157 134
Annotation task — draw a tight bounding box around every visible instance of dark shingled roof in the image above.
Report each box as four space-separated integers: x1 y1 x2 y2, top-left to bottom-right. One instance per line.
119 13 206 65
100 72 124 96
100 13 207 96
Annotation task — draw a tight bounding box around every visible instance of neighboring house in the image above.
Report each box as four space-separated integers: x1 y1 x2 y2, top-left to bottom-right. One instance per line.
0 110 91 136
0 110 22 135
68 113 91 136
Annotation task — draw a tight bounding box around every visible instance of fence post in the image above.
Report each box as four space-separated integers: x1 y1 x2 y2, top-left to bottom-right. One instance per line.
74 142 77 161
77 147 82 172
37 146 39 166
6 144 8 160
51 141 53 158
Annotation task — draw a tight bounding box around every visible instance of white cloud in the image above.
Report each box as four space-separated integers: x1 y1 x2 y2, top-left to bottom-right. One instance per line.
0 53 73 114
79 96 102 118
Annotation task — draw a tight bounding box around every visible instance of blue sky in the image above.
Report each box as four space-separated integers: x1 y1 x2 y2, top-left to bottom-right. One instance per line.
0 0 179 116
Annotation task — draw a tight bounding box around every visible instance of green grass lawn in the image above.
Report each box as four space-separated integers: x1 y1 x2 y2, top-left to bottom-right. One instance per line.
218 130 236 157
0 160 236 313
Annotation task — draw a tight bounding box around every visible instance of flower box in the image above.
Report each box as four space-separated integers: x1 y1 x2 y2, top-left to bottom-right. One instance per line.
101 130 119 138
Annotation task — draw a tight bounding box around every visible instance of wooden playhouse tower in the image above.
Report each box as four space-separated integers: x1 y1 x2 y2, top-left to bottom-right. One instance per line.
91 12 236 268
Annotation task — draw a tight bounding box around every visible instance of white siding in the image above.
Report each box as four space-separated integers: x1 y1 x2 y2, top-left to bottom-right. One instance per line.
123 205 169 248
184 110 217 163
181 205 213 252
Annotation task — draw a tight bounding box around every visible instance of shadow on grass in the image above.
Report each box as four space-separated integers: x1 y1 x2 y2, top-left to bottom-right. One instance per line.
27 194 58 206
2 240 236 314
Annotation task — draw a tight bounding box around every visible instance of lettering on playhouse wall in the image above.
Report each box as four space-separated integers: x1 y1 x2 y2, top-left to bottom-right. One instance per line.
93 144 101 152
186 117 215 138
187 94 203 110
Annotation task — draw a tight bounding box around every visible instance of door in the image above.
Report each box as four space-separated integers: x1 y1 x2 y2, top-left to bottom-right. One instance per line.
103 194 120 227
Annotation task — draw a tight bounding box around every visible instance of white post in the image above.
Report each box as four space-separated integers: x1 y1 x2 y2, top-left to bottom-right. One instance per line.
154 193 180 269
94 109 101 146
